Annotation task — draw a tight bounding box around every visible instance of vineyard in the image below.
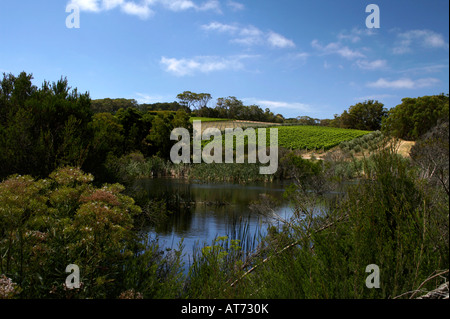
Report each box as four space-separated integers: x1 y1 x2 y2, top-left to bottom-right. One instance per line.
275 125 371 150
198 121 372 151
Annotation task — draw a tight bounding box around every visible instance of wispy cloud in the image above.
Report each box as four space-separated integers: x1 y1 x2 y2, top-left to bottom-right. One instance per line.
134 93 166 104
201 22 295 48
393 29 449 54
243 98 311 112
121 1 154 19
226 0 244 11
397 63 449 75
267 31 295 48
67 0 221 19
323 60 331 69
160 55 256 76
201 21 239 33
285 52 309 63
354 94 396 101
311 39 365 59
337 27 377 43
355 59 387 70
366 77 440 89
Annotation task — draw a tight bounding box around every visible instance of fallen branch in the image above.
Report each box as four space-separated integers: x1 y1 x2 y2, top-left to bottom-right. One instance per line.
228 214 347 289
410 269 449 299
394 269 449 299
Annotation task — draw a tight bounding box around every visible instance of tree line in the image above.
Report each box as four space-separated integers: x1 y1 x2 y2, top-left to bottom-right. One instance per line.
93 90 449 139
1 72 448 182
0 72 191 181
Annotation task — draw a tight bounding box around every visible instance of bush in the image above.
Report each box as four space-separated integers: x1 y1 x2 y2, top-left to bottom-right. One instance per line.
230 145 449 298
0 167 184 298
382 94 449 140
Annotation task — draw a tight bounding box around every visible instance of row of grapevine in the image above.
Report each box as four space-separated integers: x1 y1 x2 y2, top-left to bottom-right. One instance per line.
274 126 371 150
339 131 384 153
198 124 371 151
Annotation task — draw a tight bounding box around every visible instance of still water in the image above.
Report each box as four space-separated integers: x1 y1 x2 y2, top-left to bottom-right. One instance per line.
130 178 294 265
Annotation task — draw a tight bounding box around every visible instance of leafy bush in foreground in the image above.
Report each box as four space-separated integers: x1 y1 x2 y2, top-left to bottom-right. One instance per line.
0 167 184 298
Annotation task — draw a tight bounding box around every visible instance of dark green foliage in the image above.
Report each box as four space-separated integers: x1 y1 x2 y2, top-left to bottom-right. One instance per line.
0 167 185 299
332 100 387 131
382 94 449 141
142 101 189 113
177 91 212 111
90 98 139 113
218 146 448 298
0 73 193 183
0 72 92 179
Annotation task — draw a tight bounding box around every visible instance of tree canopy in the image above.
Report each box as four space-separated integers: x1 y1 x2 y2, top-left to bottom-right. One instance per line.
331 100 387 131
382 94 449 140
177 91 212 111
0 72 192 181
0 72 92 178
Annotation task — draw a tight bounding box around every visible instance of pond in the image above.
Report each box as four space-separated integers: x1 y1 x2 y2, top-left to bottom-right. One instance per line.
129 178 294 267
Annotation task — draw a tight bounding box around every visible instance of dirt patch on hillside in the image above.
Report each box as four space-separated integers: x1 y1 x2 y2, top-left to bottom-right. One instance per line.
301 139 416 160
396 140 415 157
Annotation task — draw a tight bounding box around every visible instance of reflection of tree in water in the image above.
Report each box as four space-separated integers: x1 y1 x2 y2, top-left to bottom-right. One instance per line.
128 178 289 237
126 178 195 232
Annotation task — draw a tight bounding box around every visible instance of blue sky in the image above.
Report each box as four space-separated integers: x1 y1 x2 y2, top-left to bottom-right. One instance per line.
0 0 448 119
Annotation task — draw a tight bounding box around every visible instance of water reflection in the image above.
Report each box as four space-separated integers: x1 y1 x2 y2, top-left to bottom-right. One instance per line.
129 178 293 261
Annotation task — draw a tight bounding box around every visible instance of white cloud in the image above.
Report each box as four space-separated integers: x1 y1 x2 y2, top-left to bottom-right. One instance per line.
226 0 244 11
294 52 309 60
201 21 239 33
135 93 166 104
355 59 387 70
202 22 295 48
337 27 377 43
121 1 153 19
67 0 221 18
103 0 124 10
243 98 311 112
311 39 365 59
393 29 449 54
354 94 396 101
366 77 440 89
197 0 221 12
398 64 449 75
267 31 295 48
68 0 102 12
289 52 309 61
159 0 196 11
160 55 255 76
232 25 265 46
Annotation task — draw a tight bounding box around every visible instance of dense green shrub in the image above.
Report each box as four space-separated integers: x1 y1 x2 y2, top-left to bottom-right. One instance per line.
219 145 449 298
382 94 449 141
0 167 185 298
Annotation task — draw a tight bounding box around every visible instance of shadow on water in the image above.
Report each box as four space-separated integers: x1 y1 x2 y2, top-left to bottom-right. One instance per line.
127 177 293 269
